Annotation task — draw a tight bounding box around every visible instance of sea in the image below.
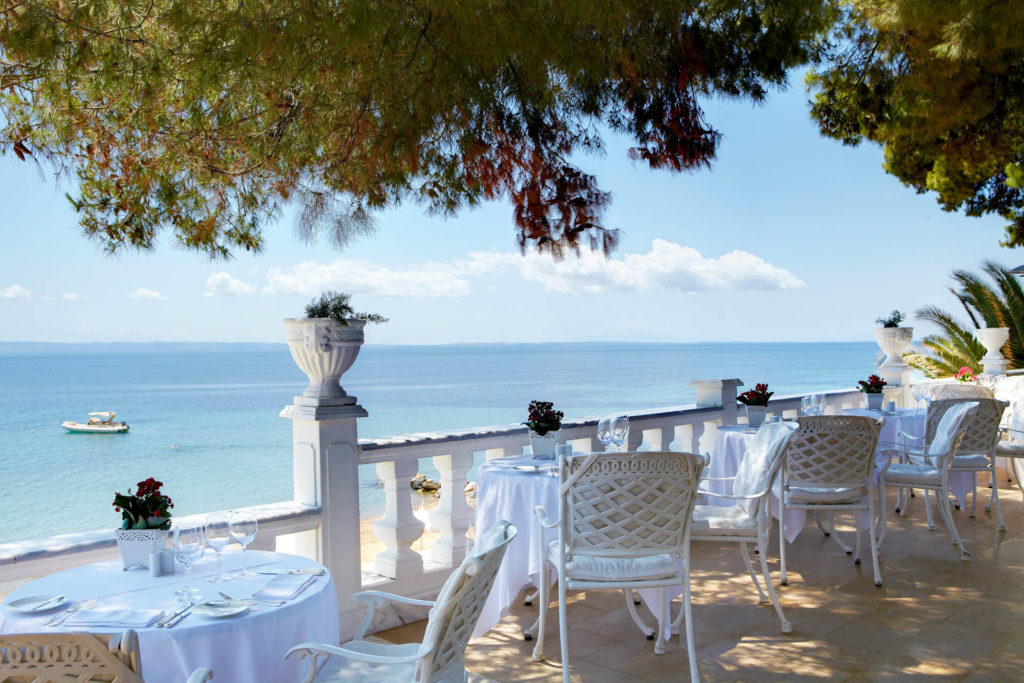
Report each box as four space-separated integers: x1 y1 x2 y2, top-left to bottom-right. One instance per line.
0 341 880 545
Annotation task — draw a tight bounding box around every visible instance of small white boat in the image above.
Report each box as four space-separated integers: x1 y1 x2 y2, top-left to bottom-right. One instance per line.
61 411 130 434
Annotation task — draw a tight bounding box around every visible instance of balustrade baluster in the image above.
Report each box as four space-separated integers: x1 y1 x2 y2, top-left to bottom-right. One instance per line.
484 447 506 462
429 448 475 567
372 458 425 580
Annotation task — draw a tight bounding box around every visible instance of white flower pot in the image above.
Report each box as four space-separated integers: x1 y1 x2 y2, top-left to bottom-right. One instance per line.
284 318 365 403
114 528 169 571
874 327 913 385
745 405 767 427
864 392 884 411
530 430 559 459
979 327 1010 375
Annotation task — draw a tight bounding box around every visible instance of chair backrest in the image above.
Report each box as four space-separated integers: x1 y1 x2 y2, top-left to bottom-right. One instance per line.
924 398 1007 454
418 520 517 683
0 629 143 683
786 415 881 489
925 401 979 468
917 382 995 401
732 421 797 515
558 451 706 558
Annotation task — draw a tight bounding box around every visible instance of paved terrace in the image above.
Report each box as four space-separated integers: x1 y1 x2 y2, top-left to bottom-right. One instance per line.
380 479 1024 681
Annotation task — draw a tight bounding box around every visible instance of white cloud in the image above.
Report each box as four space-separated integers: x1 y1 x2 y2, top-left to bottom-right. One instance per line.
129 288 167 300
459 239 805 294
205 272 255 297
263 259 469 298
0 284 30 299
61 293 81 301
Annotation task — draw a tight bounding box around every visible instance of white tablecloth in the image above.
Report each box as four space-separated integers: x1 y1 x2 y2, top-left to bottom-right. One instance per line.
473 455 559 638
0 550 339 683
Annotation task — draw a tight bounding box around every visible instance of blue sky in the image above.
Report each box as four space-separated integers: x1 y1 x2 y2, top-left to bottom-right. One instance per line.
0 71 1017 345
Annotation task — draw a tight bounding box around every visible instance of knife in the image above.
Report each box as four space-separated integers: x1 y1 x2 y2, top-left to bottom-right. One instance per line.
156 603 192 628
31 594 66 612
162 606 192 628
256 568 325 576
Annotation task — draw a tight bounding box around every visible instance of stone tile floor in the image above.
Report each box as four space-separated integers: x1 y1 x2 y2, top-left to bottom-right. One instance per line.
379 479 1024 681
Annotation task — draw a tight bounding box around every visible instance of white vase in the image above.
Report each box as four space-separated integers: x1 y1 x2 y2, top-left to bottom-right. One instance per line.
978 327 1010 375
745 405 767 427
284 318 366 403
874 327 913 386
530 430 559 459
114 528 169 571
864 392 884 411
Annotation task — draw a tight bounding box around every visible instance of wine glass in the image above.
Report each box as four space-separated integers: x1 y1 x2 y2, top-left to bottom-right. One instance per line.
173 523 205 605
203 513 232 583
610 415 630 451
597 418 613 451
812 393 827 416
800 395 813 416
229 510 258 577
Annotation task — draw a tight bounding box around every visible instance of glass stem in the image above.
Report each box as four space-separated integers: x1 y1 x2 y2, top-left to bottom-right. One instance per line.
216 550 222 579
185 564 193 601
242 545 247 574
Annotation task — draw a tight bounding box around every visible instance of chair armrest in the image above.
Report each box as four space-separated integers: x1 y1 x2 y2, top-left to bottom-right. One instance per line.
897 430 924 441
534 505 558 529
286 641 429 666
346 590 435 640
701 476 738 482
697 488 763 500
186 669 214 683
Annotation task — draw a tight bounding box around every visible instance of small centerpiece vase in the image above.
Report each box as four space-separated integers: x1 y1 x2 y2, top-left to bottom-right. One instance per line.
530 430 559 459
864 392 884 411
745 405 768 427
114 528 169 570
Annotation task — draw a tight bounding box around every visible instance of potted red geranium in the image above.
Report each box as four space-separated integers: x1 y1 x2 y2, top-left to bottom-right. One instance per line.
737 383 773 426
524 400 563 459
857 374 887 410
112 477 174 570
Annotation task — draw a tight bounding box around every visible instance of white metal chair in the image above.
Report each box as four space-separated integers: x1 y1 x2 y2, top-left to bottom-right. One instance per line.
286 520 516 683
913 381 995 401
0 629 212 682
691 421 796 633
778 415 883 587
996 399 1024 497
896 398 1007 528
532 451 707 682
878 402 978 559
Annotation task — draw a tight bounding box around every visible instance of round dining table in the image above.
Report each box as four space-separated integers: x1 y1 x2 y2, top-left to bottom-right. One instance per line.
0 549 339 683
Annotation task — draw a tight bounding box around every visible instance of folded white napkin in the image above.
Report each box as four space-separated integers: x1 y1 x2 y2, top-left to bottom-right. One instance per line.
252 573 316 600
64 606 165 628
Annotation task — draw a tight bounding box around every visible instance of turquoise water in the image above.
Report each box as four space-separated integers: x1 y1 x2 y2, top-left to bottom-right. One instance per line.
0 341 877 543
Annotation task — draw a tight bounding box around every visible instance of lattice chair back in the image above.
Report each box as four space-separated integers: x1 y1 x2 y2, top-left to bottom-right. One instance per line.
558 451 705 558
928 382 995 400
924 398 1007 454
732 421 797 515
417 520 517 683
787 416 881 489
925 401 979 468
0 629 143 683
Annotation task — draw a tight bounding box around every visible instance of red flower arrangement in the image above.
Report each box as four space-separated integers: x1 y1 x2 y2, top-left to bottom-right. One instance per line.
857 375 887 394
737 383 773 406
113 477 173 530
524 400 564 436
954 366 977 383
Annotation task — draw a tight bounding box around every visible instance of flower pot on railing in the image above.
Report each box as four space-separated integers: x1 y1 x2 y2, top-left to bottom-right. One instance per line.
864 392 884 411
114 528 169 571
284 318 366 403
529 430 559 459
874 327 913 385
978 327 1010 375
745 405 767 427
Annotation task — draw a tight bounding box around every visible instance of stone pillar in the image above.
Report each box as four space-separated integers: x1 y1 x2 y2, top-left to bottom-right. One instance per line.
429 447 475 567
689 379 742 426
281 399 367 624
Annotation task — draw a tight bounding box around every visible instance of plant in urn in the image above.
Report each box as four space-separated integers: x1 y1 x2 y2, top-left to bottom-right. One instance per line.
737 383 773 426
112 478 173 570
285 291 387 405
858 374 887 410
874 310 913 386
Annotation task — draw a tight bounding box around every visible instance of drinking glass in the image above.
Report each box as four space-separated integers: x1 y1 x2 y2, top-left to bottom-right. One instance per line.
203 513 232 583
610 415 630 451
229 510 258 577
812 393 827 416
800 395 813 416
173 523 205 604
597 418 613 451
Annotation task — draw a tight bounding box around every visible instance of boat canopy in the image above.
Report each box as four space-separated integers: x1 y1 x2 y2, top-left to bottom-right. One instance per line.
88 412 116 418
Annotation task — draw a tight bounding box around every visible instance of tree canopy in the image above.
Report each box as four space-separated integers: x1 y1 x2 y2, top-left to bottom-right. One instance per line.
808 1 1024 246
0 0 834 258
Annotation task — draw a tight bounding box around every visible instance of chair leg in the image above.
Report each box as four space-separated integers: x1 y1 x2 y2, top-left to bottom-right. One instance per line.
936 487 969 560
779 504 788 586
894 485 905 514
625 589 656 640
682 552 700 682
757 536 792 633
739 542 768 603
654 587 667 655
531 561 548 660
558 577 570 682
815 511 831 537
867 488 883 587
827 514 853 555
988 463 1006 531
877 481 889 548
924 489 935 530
970 474 978 517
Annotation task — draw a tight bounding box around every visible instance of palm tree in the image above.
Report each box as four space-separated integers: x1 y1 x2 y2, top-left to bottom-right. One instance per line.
905 261 1024 377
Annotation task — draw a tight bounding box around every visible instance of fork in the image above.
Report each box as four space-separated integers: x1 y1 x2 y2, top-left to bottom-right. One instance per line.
218 591 285 607
50 597 96 627
44 600 81 626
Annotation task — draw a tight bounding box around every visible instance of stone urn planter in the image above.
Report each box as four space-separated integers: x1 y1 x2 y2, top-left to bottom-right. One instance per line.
875 326 914 385
978 327 1010 375
284 318 366 404
530 430 559 459
745 405 767 427
114 528 169 571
